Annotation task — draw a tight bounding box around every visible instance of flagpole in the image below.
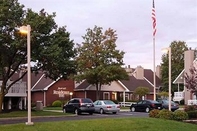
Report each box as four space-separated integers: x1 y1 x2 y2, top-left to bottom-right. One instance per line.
153 37 156 101
152 0 156 101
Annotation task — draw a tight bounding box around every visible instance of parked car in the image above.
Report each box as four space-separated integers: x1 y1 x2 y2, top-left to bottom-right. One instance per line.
63 98 95 115
93 100 120 114
130 100 163 113
157 99 179 111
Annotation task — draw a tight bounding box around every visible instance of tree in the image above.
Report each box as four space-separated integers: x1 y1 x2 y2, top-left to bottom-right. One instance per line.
75 26 129 100
0 0 76 112
160 41 188 95
157 91 168 99
134 86 149 100
184 66 197 99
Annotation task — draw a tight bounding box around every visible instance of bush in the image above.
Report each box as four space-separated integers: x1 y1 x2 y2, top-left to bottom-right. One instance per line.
173 110 188 121
157 109 173 120
184 105 197 112
52 100 62 107
187 110 197 119
180 99 185 105
149 109 160 118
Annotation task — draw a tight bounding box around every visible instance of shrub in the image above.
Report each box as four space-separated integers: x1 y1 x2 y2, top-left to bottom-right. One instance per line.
180 99 185 105
52 100 62 107
157 109 173 120
31 102 36 108
149 109 160 118
184 105 197 112
187 110 197 119
173 110 188 121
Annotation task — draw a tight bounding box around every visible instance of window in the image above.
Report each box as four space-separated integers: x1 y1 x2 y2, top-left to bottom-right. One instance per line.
103 92 110 100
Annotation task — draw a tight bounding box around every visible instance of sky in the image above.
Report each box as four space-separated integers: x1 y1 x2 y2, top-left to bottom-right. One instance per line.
18 0 197 70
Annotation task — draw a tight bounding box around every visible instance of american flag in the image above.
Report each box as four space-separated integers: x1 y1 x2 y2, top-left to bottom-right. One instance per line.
152 0 156 36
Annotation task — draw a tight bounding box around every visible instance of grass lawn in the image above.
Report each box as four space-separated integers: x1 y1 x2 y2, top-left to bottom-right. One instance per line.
0 117 196 131
43 106 62 110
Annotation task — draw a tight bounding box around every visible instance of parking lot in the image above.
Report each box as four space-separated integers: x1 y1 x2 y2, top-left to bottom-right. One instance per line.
0 111 149 125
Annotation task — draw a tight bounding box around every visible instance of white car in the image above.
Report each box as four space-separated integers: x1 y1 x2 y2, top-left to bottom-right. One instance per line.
93 100 120 114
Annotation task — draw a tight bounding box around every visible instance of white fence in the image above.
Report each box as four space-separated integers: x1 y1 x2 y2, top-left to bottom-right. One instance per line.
118 102 136 107
188 100 197 105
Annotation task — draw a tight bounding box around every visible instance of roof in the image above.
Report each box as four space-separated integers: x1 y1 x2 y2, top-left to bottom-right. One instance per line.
31 73 55 91
119 75 154 92
144 69 161 87
75 68 162 92
74 80 91 91
173 69 184 84
173 58 197 84
9 71 56 91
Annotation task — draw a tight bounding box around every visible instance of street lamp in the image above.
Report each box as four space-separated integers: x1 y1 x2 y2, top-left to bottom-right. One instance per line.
69 92 73 99
19 25 34 125
162 47 171 111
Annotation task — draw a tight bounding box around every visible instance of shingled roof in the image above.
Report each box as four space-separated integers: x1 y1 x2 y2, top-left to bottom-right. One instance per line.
9 71 56 91
75 68 161 92
144 69 161 87
31 73 55 91
119 75 154 92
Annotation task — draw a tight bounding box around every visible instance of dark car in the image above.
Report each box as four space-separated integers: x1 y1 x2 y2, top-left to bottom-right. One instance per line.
63 98 95 115
130 100 163 113
157 99 179 111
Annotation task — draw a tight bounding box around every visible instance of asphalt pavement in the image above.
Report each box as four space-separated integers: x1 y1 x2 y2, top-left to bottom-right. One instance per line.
0 110 149 125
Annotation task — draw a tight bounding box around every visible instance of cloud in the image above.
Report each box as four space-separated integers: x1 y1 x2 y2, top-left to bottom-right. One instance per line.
19 0 197 69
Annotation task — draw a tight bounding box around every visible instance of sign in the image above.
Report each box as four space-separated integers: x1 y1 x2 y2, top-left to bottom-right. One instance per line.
53 87 69 97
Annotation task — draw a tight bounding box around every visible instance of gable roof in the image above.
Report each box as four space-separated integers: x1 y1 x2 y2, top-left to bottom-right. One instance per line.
119 75 154 92
9 71 56 91
144 69 161 87
75 68 162 92
31 73 55 91
173 69 184 84
173 58 197 84
74 80 91 91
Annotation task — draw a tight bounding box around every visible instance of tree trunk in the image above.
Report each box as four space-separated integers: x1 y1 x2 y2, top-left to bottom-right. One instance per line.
0 92 4 112
98 83 101 100
95 83 99 100
0 84 6 113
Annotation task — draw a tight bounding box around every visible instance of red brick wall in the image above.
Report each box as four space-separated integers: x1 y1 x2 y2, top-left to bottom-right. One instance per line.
74 91 85 98
32 92 44 104
31 79 75 107
146 94 153 100
45 79 74 106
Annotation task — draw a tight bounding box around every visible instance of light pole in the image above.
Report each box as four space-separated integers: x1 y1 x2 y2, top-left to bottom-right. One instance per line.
19 25 34 125
162 47 171 111
69 92 73 99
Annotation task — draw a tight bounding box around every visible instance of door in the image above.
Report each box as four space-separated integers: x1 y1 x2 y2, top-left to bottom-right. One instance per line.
94 100 101 112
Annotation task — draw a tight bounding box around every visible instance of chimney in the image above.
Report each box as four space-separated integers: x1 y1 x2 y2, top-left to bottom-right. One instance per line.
133 66 144 79
184 50 195 103
156 65 161 79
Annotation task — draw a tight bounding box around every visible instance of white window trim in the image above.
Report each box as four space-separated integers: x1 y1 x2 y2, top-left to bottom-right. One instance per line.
103 92 110 100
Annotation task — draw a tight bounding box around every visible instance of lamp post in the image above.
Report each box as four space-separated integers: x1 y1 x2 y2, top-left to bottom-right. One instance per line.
162 47 171 111
69 92 73 99
19 25 34 125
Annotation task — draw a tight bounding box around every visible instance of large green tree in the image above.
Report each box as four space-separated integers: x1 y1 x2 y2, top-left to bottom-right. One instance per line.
134 86 149 100
160 41 188 95
0 0 76 112
75 26 129 100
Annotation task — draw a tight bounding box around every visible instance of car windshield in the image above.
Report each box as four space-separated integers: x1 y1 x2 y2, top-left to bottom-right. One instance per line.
162 100 175 104
148 100 159 103
81 98 92 103
103 100 115 105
